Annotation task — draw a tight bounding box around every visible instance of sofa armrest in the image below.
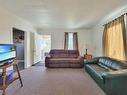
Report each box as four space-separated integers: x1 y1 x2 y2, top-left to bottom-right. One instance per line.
45 56 51 63
78 56 84 60
102 69 127 95
85 57 99 64
45 53 51 57
77 56 84 64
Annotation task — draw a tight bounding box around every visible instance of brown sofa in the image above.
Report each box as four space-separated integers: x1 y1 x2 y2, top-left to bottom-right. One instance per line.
45 49 84 68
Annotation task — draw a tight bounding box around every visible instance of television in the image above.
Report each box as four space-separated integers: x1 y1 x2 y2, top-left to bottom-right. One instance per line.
0 44 16 62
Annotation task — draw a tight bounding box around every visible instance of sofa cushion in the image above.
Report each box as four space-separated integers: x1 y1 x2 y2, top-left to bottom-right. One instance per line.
50 49 79 54
86 64 109 76
49 58 80 64
50 49 79 58
98 57 127 70
50 54 78 58
85 64 109 84
98 63 113 71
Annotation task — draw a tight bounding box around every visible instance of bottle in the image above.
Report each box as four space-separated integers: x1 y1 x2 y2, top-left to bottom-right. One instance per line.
86 49 87 55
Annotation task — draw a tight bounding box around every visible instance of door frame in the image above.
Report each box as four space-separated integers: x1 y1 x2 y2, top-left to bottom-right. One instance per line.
12 27 33 68
12 27 25 69
30 32 35 65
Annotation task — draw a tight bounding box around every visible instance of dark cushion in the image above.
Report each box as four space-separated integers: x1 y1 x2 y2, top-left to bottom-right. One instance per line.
85 64 109 88
49 58 81 64
98 57 127 70
86 64 109 78
98 63 113 71
50 54 78 58
50 49 79 54
50 49 79 58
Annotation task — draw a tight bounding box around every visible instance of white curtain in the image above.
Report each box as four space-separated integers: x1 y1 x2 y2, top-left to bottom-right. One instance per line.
64 32 79 50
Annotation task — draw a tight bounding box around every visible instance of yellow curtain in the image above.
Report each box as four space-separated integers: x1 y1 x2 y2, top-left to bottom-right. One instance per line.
103 15 126 60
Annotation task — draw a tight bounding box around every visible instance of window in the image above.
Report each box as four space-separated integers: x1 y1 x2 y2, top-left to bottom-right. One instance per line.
64 32 78 50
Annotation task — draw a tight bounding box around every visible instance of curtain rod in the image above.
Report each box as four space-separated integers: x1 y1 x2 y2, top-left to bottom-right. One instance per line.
103 13 127 26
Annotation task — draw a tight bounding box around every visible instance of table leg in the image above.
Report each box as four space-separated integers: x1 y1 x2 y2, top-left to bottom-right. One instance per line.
15 64 23 87
2 68 7 95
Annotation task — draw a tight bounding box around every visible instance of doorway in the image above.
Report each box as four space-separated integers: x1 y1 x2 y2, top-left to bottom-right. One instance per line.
13 28 25 70
41 35 51 63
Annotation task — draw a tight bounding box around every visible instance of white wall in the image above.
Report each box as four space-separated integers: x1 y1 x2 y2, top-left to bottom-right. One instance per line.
0 7 36 68
37 29 93 56
92 5 127 57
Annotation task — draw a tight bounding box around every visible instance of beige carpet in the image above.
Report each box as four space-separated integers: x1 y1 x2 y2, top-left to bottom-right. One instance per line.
0 67 106 95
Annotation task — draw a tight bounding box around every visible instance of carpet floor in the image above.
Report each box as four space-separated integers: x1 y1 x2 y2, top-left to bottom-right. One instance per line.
0 67 106 95
33 61 45 66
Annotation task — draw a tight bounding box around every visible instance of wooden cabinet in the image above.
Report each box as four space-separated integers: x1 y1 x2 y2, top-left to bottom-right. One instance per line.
0 59 23 95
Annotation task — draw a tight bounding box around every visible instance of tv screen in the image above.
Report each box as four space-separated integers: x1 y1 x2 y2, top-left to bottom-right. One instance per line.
0 44 16 62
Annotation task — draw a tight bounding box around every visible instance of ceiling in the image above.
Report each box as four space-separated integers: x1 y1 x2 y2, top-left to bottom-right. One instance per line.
0 0 127 29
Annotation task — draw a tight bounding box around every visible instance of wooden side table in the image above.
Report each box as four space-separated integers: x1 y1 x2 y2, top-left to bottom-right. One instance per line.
0 58 23 95
84 54 92 60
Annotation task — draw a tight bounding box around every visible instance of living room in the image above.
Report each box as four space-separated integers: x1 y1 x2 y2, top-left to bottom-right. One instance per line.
0 0 127 95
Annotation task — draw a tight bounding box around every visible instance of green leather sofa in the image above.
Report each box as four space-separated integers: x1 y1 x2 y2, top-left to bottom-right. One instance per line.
85 57 127 95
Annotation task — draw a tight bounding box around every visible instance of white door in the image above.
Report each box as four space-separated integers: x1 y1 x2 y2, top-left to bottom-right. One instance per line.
34 33 42 64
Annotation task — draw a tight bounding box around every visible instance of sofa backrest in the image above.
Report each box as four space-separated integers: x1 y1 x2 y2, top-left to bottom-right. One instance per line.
49 49 79 58
98 57 127 70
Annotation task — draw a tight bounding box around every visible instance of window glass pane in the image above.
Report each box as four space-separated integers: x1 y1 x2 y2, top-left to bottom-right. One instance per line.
68 33 73 50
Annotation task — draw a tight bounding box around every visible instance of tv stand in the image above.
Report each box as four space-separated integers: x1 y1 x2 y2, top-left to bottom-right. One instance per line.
0 58 23 95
